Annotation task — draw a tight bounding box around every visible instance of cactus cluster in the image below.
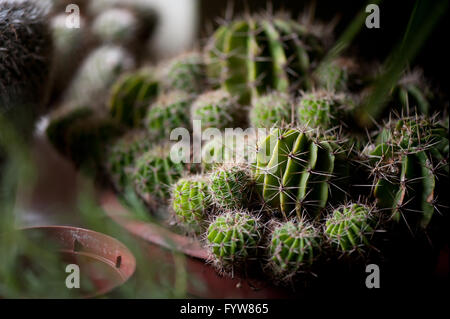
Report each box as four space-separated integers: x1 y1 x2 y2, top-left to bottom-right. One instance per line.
32 4 449 288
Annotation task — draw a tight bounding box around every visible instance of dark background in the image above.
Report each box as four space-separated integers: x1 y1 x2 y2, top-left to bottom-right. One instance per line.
199 0 450 91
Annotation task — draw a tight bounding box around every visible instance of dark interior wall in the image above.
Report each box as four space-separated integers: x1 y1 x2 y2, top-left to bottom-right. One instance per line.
199 0 450 88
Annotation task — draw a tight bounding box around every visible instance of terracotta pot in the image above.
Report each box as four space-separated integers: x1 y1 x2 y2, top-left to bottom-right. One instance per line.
20 226 136 298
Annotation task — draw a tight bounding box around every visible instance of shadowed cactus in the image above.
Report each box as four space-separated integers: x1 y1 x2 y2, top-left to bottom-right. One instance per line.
205 12 328 103
105 130 151 192
1 0 53 137
146 90 193 141
133 144 185 203
206 209 262 273
209 163 253 210
296 90 353 129
191 89 242 132
64 45 135 108
159 51 206 94
109 68 159 127
365 115 449 229
46 106 123 170
249 92 293 128
324 203 376 254
268 220 321 280
171 175 211 234
255 127 350 220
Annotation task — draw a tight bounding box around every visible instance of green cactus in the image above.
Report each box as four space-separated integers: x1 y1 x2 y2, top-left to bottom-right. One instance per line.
160 52 206 94
313 57 362 92
324 203 375 254
367 115 449 229
206 210 262 272
296 91 353 129
64 45 135 108
201 131 261 171
191 89 242 131
134 144 186 203
268 220 321 279
205 13 327 103
209 163 253 210
255 127 350 220
0 0 53 137
249 92 293 128
145 90 193 142
171 175 211 233
109 68 159 127
46 106 123 170
105 130 151 192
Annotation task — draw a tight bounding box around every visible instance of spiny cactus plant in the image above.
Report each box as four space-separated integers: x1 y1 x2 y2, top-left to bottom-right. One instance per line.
159 51 206 94
312 57 363 92
109 68 159 127
145 90 193 141
249 91 293 128
206 209 262 273
105 130 151 192
255 127 350 220
268 220 321 279
324 203 376 254
171 175 211 234
64 45 135 108
133 144 186 203
190 89 243 132
205 12 328 103
365 115 449 229
296 90 353 129
209 163 253 210
46 106 123 170
91 8 140 46
0 0 53 137
201 130 262 171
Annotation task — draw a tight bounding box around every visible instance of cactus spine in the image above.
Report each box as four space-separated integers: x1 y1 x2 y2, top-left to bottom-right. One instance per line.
249 92 293 128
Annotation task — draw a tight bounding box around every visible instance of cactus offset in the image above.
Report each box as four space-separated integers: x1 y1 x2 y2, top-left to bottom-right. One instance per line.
296 90 353 129
209 163 253 210
105 130 151 191
206 210 262 273
91 8 140 46
191 89 242 131
171 176 211 233
366 115 449 229
133 144 185 203
205 13 327 103
268 220 321 279
324 203 376 254
146 91 193 142
249 92 293 128
109 68 159 127
255 127 350 220
160 52 206 94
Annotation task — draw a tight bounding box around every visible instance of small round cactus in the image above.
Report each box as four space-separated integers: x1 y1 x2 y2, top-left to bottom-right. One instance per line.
64 45 135 108
160 52 206 94
324 204 375 254
268 221 321 279
145 90 193 142
190 89 242 131
296 91 352 129
206 210 262 272
209 163 253 210
249 92 293 128
105 130 151 192
133 144 185 203
109 68 159 127
171 176 211 233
